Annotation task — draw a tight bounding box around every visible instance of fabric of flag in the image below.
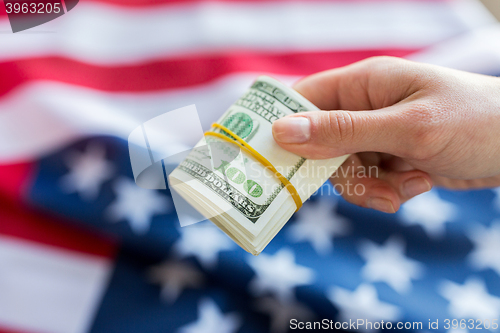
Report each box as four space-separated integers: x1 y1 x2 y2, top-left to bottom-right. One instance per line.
0 1 500 332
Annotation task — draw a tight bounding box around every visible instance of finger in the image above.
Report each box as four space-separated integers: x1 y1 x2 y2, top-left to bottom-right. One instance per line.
331 156 432 213
330 155 400 213
272 107 416 159
379 155 415 172
430 175 500 190
379 169 433 202
293 56 424 111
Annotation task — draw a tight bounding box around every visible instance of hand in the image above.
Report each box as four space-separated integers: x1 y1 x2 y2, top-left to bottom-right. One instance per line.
272 57 500 213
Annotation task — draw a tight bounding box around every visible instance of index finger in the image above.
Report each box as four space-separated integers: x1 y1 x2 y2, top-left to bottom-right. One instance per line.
293 56 425 111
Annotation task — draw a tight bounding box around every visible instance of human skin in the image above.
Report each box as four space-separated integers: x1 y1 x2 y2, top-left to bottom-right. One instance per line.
272 56 500 213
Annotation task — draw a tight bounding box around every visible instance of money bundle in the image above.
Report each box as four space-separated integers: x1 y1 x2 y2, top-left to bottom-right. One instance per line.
169 76 348 255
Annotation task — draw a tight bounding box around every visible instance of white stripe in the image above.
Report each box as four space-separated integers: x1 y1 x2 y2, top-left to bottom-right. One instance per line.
0 0 493 65
0 235 112 333
0 73 300 162
410 24 500 74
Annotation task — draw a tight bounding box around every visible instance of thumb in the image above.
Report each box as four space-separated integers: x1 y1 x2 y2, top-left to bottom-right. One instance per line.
272 108 411 159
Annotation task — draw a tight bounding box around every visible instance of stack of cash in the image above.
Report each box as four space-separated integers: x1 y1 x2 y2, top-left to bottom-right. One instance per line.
169 76 348 255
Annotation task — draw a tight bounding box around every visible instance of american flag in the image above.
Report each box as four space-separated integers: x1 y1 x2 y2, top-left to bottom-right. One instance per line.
0 1 500 332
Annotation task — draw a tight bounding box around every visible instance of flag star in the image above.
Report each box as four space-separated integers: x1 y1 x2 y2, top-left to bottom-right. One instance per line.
106 177 171 234
439 278 500 319
59 142 114 201
399 190 457 238
255 297 315 333
148 260 204 303
287 197 350 255
327 284 400 332
247 248 314 302
467 221 500 276
359 236 424 293
178 298 241 333
174 224 235 269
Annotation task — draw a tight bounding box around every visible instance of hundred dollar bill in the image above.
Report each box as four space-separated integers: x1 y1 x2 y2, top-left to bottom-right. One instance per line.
169 76 348 255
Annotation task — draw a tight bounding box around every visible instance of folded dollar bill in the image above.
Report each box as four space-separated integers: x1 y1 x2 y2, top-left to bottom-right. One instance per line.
169 76 348 255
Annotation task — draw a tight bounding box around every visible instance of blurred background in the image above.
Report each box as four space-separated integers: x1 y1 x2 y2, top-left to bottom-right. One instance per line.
1 0 500 332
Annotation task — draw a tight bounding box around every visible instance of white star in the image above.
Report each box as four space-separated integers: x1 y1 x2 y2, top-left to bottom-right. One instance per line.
255 297 315 333
247 248 314 302
148 260 204 303
177 298 241 333
439 278 500 319
59 142 114 200
106 177 171 234
493 188 500 211
174 223 235 269
399 190 457 238
467 221 500 276
327 284 400 332
359 236 424 293
287 197 350 255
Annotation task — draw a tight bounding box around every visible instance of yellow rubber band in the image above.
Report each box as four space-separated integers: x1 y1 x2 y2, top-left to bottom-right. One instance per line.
204 123 302 212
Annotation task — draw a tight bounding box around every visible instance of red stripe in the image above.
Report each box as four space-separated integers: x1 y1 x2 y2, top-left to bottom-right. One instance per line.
79 0 451 7
0 1 6 18
0 326 34 333
0 0 450 14
0 163 35 201
0 200 117 258
0 0 451 26
0 49 418 96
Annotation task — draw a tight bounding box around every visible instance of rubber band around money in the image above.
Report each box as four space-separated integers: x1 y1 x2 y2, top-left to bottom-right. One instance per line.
204 123 303 212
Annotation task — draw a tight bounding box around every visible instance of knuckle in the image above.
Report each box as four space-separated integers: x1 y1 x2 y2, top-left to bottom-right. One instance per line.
326 111 355 145
403 102 446 160
360 56 404 70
